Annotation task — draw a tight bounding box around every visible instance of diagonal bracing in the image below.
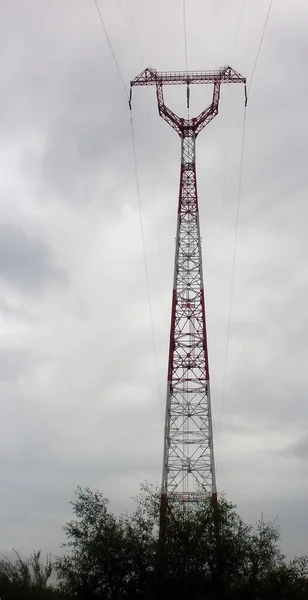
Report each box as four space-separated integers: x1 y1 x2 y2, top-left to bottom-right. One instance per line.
130 66 246 537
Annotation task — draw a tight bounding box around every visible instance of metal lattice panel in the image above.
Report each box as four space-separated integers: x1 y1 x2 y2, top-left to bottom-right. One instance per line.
162 133 215 503
130 66 246 518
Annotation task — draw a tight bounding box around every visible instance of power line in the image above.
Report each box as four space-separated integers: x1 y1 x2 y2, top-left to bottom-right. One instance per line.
126 0 145 68
92 0 163 415
216 0 273 464
248 0 274 93
216 0 245 332
215 0 246 462
126 0 163 404
182 0 189 118
216 0 245 298
93 0 128 99
230 0 246 63
217 106 247 464
146 103 161 258
183 0 188 72
215 99 231 331
126 0 163 355
130 115 163 417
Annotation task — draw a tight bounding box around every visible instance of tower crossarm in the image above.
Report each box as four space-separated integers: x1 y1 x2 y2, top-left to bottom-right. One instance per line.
130 65 246 86
130 65 247 136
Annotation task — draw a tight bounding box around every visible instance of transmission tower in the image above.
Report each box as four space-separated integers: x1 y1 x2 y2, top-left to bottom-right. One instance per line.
130 66 246 538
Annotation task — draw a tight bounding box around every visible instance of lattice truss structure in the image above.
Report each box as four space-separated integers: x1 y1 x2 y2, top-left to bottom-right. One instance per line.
130 67 246 505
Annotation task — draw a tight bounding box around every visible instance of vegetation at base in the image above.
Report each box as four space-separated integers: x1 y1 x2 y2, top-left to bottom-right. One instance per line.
0 484 307 599
0 550 59 599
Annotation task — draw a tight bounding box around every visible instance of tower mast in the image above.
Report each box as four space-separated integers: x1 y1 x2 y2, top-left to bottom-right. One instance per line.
130 66 246 538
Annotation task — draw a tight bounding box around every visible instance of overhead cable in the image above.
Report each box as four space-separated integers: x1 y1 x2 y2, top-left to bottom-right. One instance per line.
248 0 274 93
130 116 163 417
230 0 246 63
182 0 189 118
126 0 145 67
217 106 247 465
93 0 129 99
92 0 163 415
217 0 274 464
183 0 188 72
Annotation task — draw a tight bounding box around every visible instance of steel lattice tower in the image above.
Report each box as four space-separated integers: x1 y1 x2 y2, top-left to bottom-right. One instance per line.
130 66 246 535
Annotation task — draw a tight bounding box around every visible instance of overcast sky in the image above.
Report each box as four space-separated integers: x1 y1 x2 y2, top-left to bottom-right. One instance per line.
0 0 308 561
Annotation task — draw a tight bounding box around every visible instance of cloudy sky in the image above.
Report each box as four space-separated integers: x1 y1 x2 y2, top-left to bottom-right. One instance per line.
1 0 308 560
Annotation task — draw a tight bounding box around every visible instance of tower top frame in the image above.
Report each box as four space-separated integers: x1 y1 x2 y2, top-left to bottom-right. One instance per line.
130 65 246 87
130 65 247 136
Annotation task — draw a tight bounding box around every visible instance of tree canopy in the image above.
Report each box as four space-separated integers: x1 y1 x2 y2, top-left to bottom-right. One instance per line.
1 485 307 599
55 484 308 600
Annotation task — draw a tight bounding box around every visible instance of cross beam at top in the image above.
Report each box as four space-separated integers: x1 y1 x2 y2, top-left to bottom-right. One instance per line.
130 65 246 87
130 65 247 137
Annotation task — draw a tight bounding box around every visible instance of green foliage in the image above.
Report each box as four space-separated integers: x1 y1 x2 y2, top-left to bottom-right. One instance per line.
55 485 156 599
1 485 307 599
54 485 308 599
0 550 60 599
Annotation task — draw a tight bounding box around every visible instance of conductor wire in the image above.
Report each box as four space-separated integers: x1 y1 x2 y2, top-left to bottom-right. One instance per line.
217 106 247 465
92 0 163 416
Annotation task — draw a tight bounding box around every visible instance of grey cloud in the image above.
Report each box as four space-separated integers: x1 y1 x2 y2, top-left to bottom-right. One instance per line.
286 436 308 460
0 0 308 565
0 347 44 382
0 223 66 292
38 82 133 207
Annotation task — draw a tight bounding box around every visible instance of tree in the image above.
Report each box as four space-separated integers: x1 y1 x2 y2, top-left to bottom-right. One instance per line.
0 550 60 599
55 484 308 599
55 486 156 599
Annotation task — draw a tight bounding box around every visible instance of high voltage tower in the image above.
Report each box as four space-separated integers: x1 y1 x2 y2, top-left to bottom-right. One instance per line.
130 66 246 540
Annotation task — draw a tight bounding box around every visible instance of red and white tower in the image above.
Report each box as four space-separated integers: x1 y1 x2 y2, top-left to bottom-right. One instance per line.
130 67 246 535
